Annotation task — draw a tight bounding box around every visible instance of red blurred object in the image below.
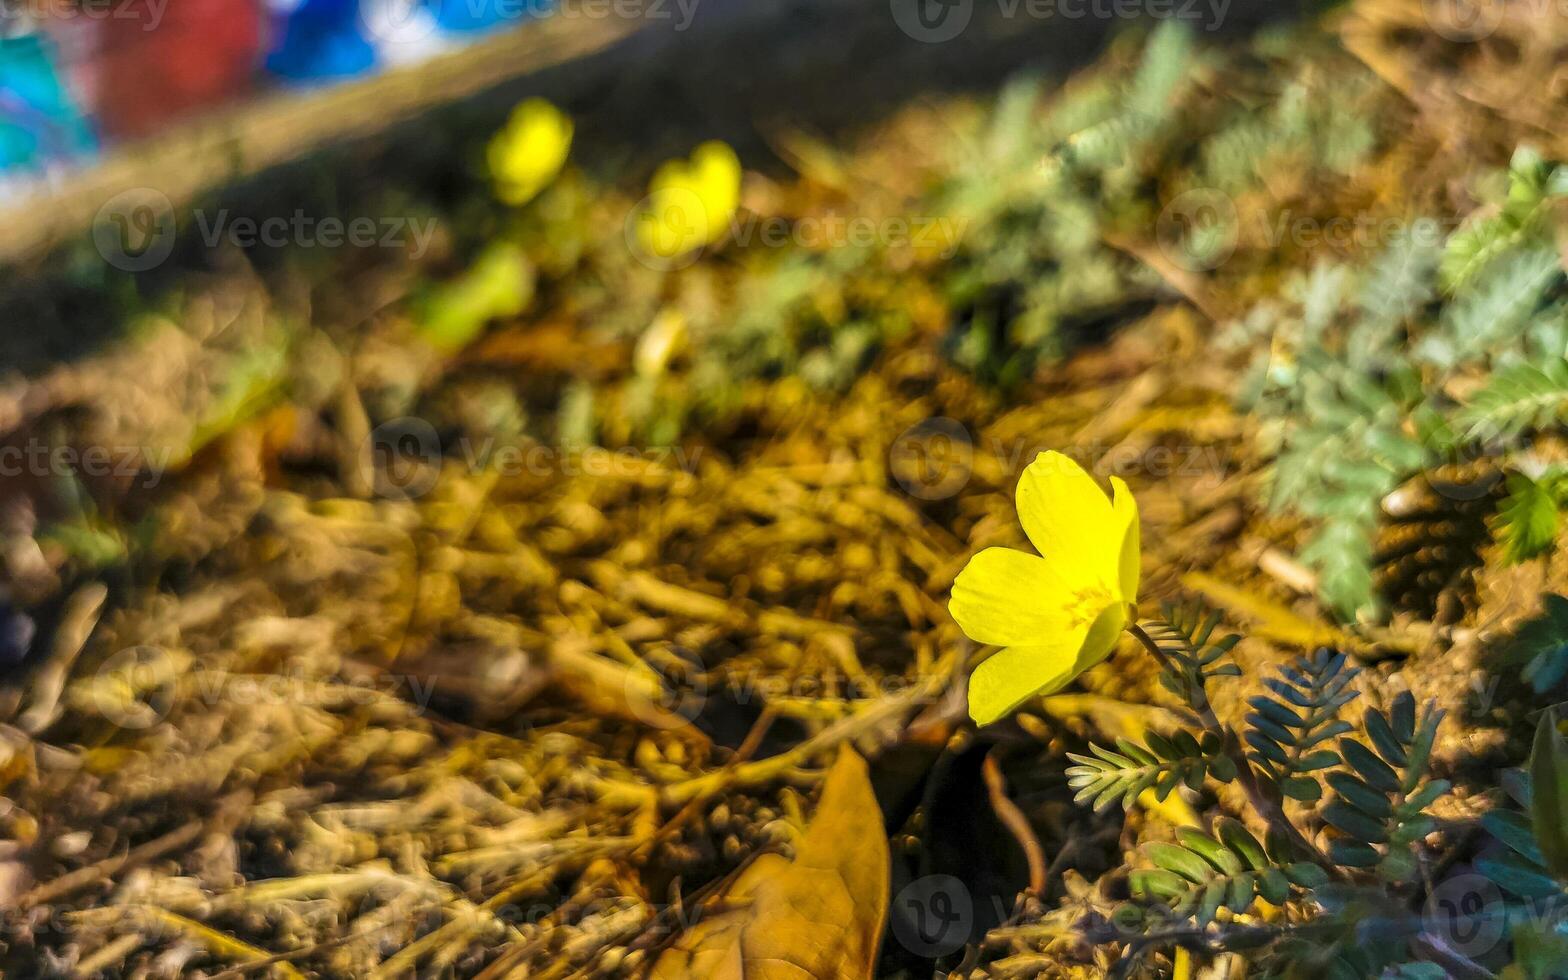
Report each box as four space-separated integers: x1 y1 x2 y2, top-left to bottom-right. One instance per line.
60 0 265 141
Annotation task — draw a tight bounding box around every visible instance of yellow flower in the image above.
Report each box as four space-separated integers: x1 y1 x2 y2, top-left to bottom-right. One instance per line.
488 98 573 207
950 451 1140 726
634 141 742 260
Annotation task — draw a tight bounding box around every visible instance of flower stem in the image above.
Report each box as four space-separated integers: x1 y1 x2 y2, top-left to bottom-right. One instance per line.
1124 621 1341 876
1125 620 1181 685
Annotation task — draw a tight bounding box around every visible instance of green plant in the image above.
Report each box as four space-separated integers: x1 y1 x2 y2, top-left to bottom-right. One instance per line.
1075 664 1568 976
1244 648 1356 804
1497 596 1568 694
1495 472 1568 565
1061 602 1466 976
1063 605 1568 976
1067 729 1237 812
1467 714 1568 976
940 22 1384 390
1459 359 1568 445
1125 817 1327 927
1231 145 1568 620
1441 147 1568 295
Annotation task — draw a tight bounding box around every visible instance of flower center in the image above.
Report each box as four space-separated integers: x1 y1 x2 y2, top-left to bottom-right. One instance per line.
1064 584 1115 629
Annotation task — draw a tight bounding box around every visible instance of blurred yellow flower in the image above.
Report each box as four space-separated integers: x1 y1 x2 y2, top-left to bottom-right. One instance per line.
950 451 1140 726
488 98 573 206
635 141 741 261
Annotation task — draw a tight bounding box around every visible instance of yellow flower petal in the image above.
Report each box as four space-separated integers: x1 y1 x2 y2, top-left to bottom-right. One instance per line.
636 203 700 259
1079 598 1128 671
967 602 1125 725
1015 451 1120 595
1111 476 1140 601
488 98 573 207
691 140 741 218
648 158 689 197
968 638 1085 727
636 141 742 260
949 547 1075 647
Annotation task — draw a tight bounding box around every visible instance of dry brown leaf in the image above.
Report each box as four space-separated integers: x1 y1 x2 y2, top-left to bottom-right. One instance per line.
650 745 889 980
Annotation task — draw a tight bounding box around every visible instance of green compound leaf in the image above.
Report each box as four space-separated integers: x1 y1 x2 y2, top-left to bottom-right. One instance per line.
1458 359 1568 443
1127 818 1328 928
1503 594 1568 694
1246 649 1359 801
1495 472 1563 565
1322 693 1449 882
1066 728 1236 814
1142 600 1243 712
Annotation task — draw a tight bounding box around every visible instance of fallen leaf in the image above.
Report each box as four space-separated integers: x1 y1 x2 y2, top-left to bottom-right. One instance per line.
650 745 890 979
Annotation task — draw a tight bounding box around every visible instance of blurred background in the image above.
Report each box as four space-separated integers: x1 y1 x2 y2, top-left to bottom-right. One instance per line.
10 0 1568 975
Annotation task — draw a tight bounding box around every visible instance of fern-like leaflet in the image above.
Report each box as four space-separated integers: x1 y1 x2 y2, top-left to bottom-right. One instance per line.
1139 600 1242 711
1478 804 1562 900
1066 731 1237 813
1246 649 1359 802
1127 817 1328 927
1495 471 1563 565
1440 145 1568 294
1322 692 1449 882
1456 356 1568 443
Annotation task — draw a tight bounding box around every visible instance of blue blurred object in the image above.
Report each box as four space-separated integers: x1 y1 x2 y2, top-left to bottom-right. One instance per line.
0 32 97 174
0 600 34 667
428 0 549 34
265 0 556 85
264 0 380 83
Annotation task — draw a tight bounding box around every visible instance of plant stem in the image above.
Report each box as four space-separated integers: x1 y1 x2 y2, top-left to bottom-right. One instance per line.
1126 621 1216 724
983 750 1048 896
1124 621 1341 876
